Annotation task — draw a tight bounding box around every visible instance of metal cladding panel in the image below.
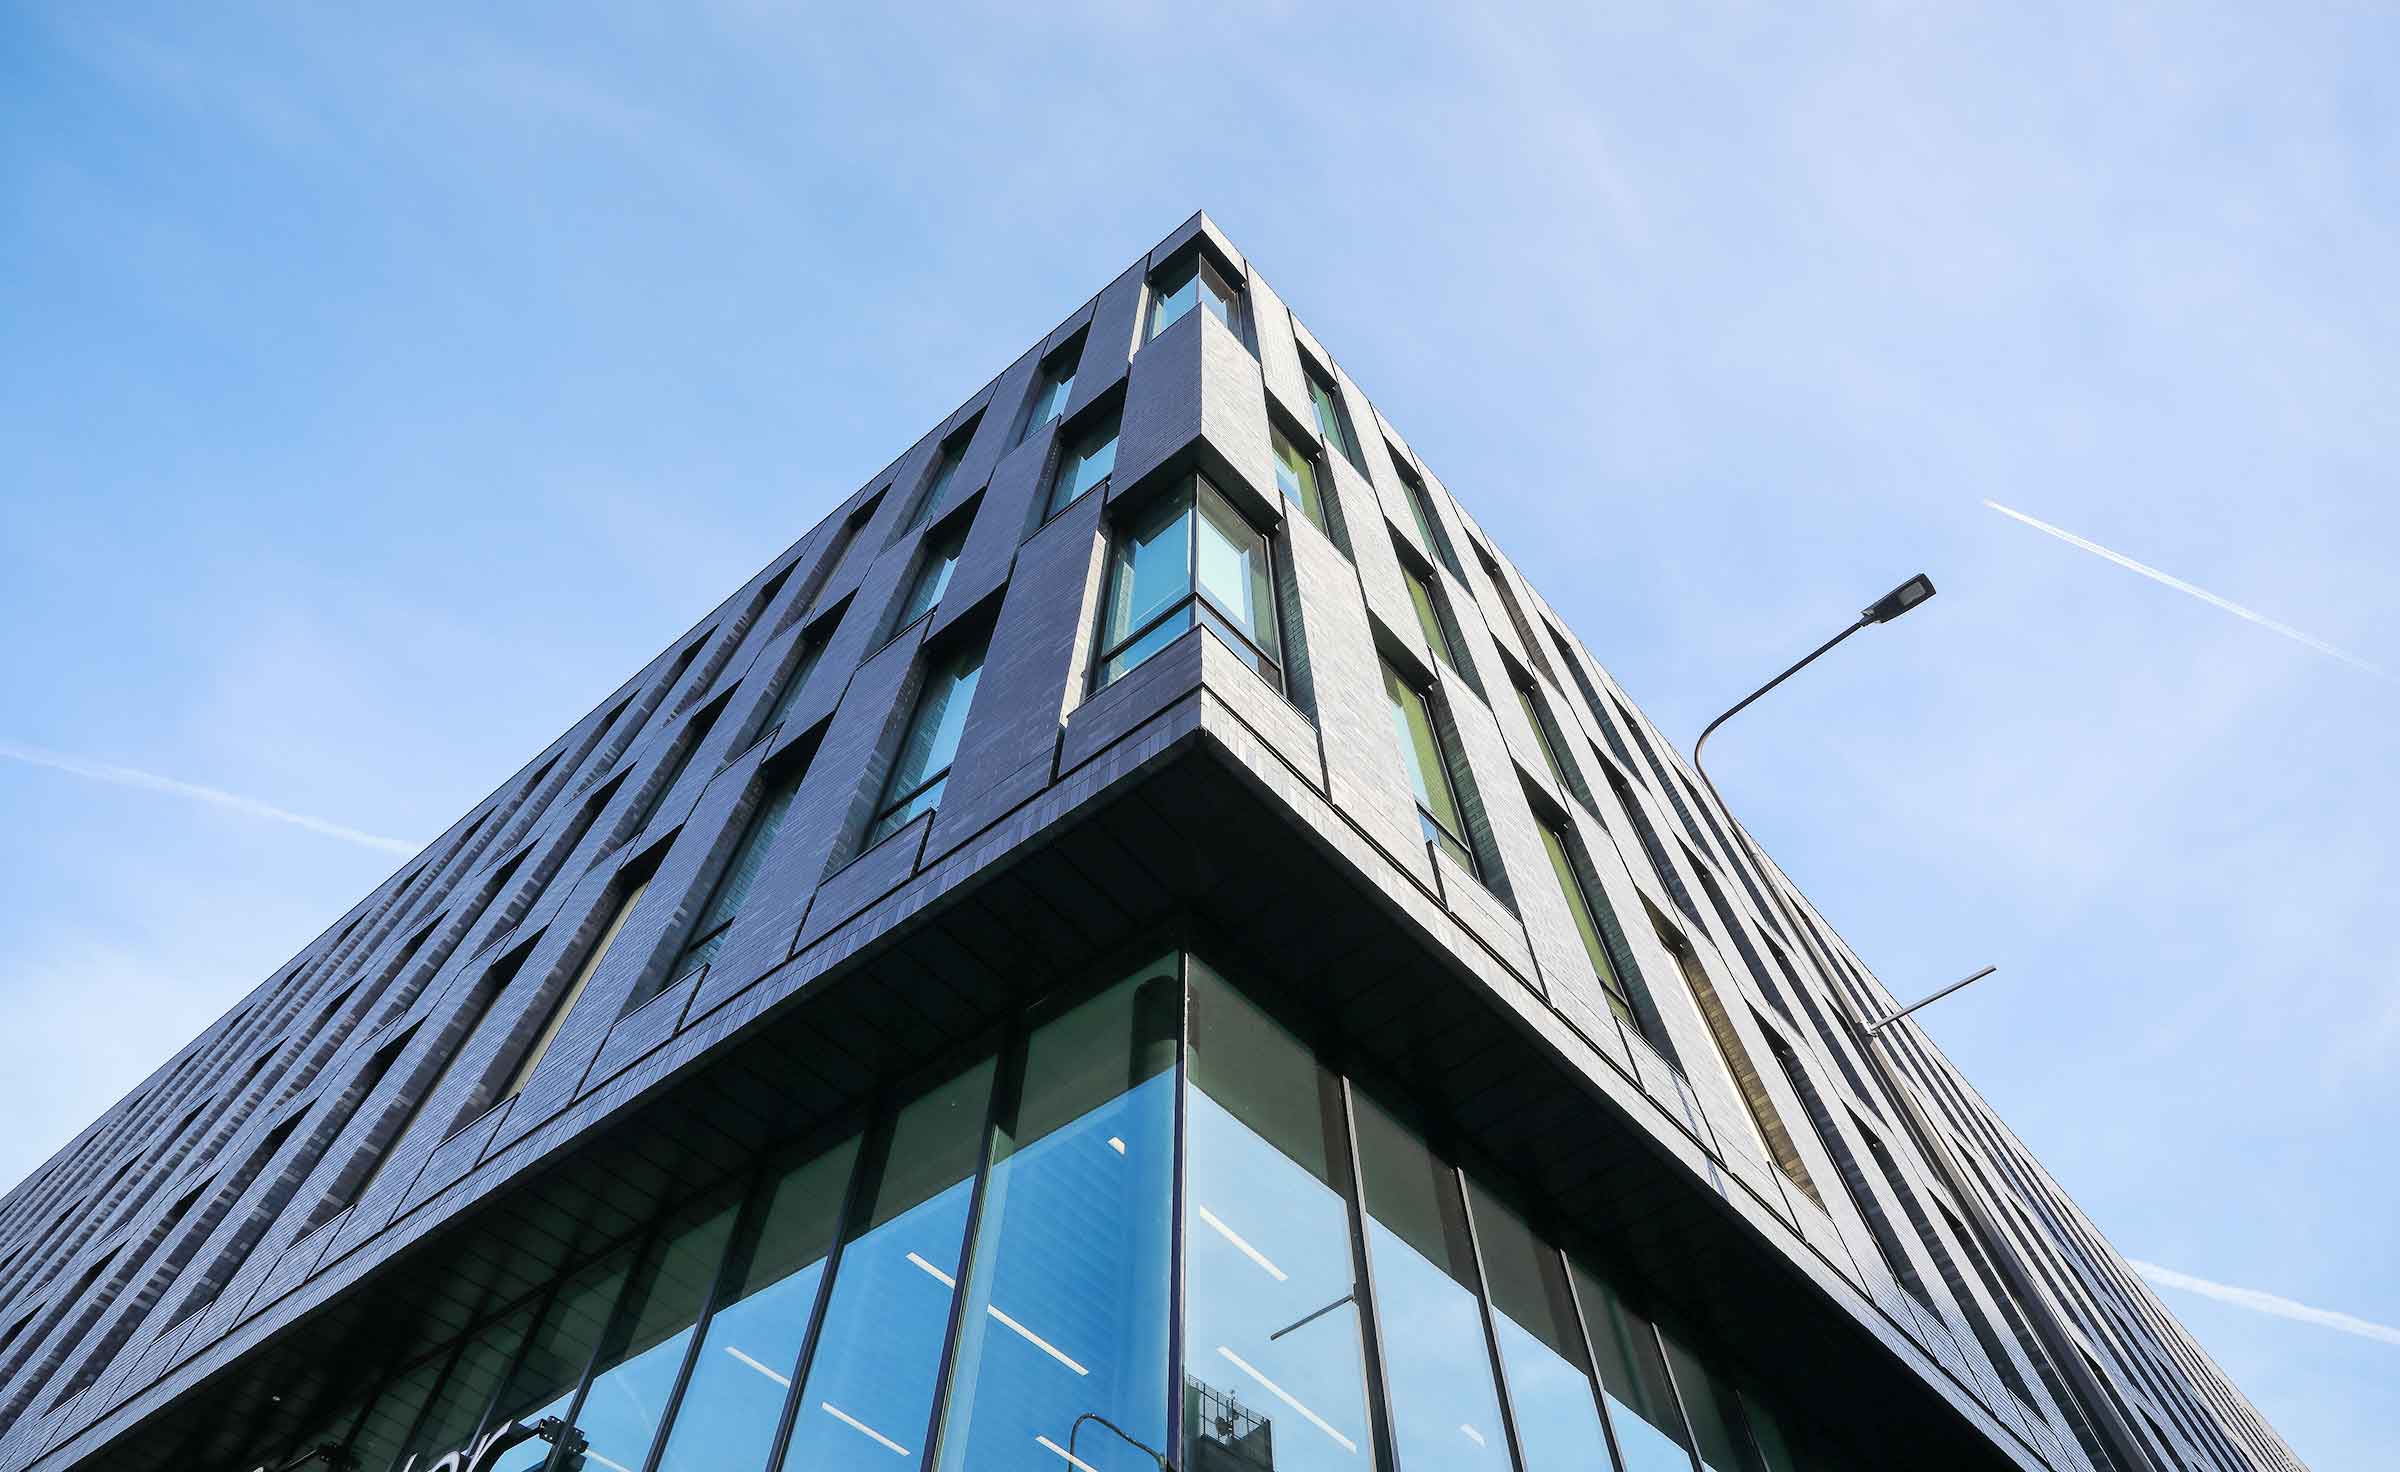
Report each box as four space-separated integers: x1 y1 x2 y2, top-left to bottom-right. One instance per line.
0 212 2299 1472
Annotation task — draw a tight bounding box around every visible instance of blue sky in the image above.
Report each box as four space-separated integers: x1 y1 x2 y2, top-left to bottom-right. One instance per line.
2 3 2391 1465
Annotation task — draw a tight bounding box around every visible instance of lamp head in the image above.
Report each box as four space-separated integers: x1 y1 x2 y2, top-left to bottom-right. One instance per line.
1862 573 1936 625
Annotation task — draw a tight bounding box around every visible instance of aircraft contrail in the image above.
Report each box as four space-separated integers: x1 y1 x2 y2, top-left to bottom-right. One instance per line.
0 741 419 856
2132 1260 2400 1347
1983 500 2386 679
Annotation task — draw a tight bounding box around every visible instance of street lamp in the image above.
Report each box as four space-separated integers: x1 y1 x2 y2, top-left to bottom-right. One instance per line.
1685 573 2160 1472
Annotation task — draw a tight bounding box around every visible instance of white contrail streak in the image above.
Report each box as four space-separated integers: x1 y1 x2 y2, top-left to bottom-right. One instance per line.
2132 1260 2400 1347
0 741 419 855
1982 500 2387 679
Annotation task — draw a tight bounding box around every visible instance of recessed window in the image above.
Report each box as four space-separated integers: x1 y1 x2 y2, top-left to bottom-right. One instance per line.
1021 338 1080 441
1382 660 1477 876
1513 676 1573 792
758 628 828 739
1148 252 1243 339
1392 459 1460 575
1045 403 1121 518
1538 817 1641 1035
1398 555 1459 671
663 767 805 990
867 639 987 847
1096 477 1282 690
504 876 649 1100
904 417 978 534
1306 363 1361 470
1270 423 1334 536
892 524 966 635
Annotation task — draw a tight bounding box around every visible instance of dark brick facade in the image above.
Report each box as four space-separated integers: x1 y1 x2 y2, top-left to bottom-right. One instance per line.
0 213 2299 1472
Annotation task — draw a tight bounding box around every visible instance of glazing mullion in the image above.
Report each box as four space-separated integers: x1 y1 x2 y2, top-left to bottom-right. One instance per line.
1554 1251 1638 1472
633 1163 774 1472
1335 1075 1402 1471
1453 1169 1533 1472
757 1110 881 1472
542 1221 669 1472
462 1269 575 1456
1645 1319 1709 1472
914 1020 1022 1469
1165 948 1192 1466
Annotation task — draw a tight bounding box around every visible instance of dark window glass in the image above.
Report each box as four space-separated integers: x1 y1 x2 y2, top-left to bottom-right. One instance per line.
479 1247 635 1472
1023 342 1080 438
1097 477 1282 689
1663 1333 1764 1472
667 767 804 987
632 697 727 834
1515 679 1573 793
347 1352 448 1472
893 526 965 633
935 970 1179 1471
506 878 648 1100
1382 661 1476 875
1184 961 1374 1472
1400 557 1458 671
1350 1093 1513 1472
1306 368 1358 469
1149 254 1243 339
1271 424 1333 535
573 1195 743 1472
392 1303 534 1469
1047 404 1122 517
1572 1263 1695 1472
907 420 977 533
652 1137 860 1472
760 633 827 738
1540 818 1640 1034
867 639 986 847
1467 1183 1616 1472
779 1059 995 1472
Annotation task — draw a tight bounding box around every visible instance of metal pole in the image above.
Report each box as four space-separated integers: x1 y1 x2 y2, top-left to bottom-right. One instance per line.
1864 967 1998 1036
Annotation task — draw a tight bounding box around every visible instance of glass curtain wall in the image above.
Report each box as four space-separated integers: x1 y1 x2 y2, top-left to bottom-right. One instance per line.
255 949 1853 1472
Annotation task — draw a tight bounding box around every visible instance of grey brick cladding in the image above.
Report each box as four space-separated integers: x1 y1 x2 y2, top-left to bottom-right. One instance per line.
0 211 2300 1472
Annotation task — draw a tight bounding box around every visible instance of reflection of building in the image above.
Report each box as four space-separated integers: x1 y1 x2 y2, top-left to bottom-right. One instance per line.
1186 1376 1274 1470
0 213 2301 1472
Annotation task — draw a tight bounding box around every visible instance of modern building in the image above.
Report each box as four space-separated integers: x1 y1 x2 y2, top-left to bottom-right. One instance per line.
0 213 2301 1472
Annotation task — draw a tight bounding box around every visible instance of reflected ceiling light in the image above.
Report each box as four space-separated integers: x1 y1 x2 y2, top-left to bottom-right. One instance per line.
906 1250 956 1289
1036 1433 1103 1472
1197 1204 1288 1282
722 1344 792 1389
1108 1136 1126 1155
821 1402 912 1456
988 1304 1090 1376
1216 1345 1359 1454
1460 1424 1487 1447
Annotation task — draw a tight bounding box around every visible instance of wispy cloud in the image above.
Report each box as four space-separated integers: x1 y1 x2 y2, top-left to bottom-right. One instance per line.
2133 1260 2400 1347
1983 500 2387 679
0 741 418 856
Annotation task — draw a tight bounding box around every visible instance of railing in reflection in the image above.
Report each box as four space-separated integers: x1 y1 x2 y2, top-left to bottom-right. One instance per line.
1187 1374 1277 1470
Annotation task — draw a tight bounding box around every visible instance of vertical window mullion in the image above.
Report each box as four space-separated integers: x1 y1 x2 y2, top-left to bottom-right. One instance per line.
1646 1320 1710 1472
1453 1168 1534 1472
1166 948 1193 1465
1555 1252 1640 1472
1334 1076 1402 1472
915 1021 1023 1469
758 1111 883 1472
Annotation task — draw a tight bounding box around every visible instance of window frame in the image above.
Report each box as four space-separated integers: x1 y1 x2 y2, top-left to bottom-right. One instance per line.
1146 249 1245 341
1019 336 1081 443
1382 659 1479 878
1269 418 1337 540
903 416 980 535
1304 360 1362 470
1044 399 1122 520
1092 475 1285 693
865 638 988 848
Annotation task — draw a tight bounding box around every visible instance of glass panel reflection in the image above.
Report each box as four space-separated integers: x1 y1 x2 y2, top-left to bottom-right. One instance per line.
1663 1333 1762 1472
480 1247 635 1472
393 1302 533 1469
1574 1261 1696 1472
780 1059 995 1472
574 1195 741 1472
1349 1093 1512 1472
1467 1183 1616 1471
1184 963 1373 1472
652 1137 860 1472
936 970 1178 1472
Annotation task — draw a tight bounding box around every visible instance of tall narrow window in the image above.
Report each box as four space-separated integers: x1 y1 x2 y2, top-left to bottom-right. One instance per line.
503 877 650 1100
1305 364 1359 469
1661 1332 1768 1472
1183 961 1375 1472
1514 675 1574 793
663 766 804 989
1467 1184 1618 1472
1398 554 1460 671
936 970 1178 1471
759 628 828 739
632 696 728 835
1350 1092 1513 1472
1383 661 1477 876
1539 816 1643 1035
1652 912 1821 1206
1021 338 1080 440
1474 542 1548 675
1095 477 1282 689
779 1060 996 1472
1148 252 1243 339
475 1247 637 1472
1046 403 1121 517
1392 460 1459 575
892 525 966 634
1572 1265 1697 1472
1271 423 1334 536
905 418 978 533
867 639 986 846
